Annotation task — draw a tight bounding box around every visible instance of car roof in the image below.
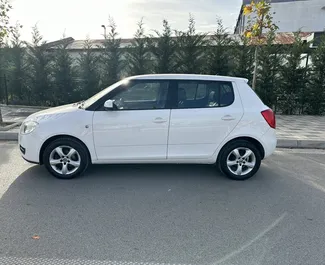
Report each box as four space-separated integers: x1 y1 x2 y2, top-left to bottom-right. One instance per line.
128 74 248 83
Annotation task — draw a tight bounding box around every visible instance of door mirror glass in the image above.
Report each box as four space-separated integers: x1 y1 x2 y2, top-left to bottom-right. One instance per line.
104 99 114 110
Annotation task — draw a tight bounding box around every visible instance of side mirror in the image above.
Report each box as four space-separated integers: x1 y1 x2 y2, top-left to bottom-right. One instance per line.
104 99 114 110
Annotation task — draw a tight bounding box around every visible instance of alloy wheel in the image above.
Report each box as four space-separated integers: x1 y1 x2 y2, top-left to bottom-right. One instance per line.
49 145 81 176
226 147 256 176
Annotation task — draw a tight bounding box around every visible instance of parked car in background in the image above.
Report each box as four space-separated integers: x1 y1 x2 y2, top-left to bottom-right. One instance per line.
19 74 276 180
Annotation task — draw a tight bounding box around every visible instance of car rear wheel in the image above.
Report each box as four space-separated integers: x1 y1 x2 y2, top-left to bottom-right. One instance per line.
219 140 261 181
43 138 89 179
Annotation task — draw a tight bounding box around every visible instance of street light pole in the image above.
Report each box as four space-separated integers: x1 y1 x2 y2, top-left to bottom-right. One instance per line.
101 25 107 38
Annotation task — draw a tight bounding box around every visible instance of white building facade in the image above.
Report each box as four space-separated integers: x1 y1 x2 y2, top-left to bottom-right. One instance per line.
235 0 325 34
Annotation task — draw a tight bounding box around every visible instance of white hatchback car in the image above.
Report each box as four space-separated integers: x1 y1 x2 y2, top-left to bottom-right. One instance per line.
19 74 276 180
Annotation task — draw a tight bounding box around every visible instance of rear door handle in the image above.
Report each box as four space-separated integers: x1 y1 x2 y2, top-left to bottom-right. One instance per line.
153 117 167 123
221 115 235 121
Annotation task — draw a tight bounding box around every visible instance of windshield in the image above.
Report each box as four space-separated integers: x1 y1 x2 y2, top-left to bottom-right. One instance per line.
82 79 128 109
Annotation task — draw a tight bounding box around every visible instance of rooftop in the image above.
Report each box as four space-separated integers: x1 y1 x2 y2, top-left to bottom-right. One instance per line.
45 32 316 51
129 74 249 82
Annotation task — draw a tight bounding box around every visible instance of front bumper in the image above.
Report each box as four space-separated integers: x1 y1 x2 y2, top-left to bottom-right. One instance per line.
18 132 42 164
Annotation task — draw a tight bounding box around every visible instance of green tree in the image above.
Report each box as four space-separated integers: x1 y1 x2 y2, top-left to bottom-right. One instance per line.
174 15 207 74
233 35 254 82
0 0 12 44
8 24 29 103
278 33 308 114
101 18 123 87
78 37 100 98
26 25 52 105
149 19 177 73
307 35 325 115
52 37 77 105
0 0 13 122
206 17 233 75
243 0 278 89
0 41 9 104
126 19 151 75
256 31 282 109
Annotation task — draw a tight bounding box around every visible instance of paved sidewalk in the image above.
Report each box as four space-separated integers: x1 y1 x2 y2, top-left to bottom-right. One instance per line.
1 105 325 148
1 105 44 123
276 115 325 148
277 115 325 140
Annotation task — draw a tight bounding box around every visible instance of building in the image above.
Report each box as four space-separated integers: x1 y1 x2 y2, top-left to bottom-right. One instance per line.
235 0 325 34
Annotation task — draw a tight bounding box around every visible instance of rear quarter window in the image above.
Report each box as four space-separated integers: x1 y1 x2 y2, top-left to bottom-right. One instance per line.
238 81 266 109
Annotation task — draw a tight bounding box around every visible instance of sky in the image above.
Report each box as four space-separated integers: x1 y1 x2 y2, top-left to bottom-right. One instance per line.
9 0 242 42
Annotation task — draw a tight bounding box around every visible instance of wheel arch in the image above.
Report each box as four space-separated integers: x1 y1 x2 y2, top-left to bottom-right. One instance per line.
217 136 265 163
39 134 92 165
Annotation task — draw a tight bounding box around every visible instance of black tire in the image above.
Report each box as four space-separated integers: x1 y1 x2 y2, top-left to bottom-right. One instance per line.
43 137 90 179
218 140 261 181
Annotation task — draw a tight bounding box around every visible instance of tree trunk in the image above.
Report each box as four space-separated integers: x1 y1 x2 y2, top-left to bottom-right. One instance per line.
0 107 3 124
252 46 258 90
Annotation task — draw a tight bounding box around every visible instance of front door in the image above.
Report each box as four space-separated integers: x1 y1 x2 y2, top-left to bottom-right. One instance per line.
168 80 243 159
92 80 171 161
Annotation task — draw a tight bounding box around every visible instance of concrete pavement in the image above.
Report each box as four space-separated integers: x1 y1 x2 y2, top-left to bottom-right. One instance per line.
1 142 325 265
1 104 45 123
277 115 325 148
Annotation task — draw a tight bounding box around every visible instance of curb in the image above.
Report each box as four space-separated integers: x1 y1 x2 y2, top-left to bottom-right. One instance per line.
277 139 325 149
0 131 19 141
1 133 325 149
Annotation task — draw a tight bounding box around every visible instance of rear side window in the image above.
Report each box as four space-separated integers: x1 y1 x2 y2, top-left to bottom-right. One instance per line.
177 80 234 109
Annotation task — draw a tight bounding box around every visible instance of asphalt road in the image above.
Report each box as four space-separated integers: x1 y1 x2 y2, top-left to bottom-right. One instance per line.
0 142 325 265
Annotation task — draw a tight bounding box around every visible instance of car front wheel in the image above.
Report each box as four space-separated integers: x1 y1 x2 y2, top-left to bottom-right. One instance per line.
219 140 261 181
43 137 89 179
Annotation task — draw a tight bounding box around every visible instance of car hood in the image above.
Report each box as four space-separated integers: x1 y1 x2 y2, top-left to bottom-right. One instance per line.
25 103 79 122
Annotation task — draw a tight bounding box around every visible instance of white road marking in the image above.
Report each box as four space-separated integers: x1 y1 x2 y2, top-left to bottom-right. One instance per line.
211 212 287 265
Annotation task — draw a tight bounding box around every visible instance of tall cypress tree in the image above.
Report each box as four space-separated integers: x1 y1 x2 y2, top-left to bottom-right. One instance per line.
278 33 308 114
0 43 9 104
0 0 13 122
126 19 151 75
174 15 207 74
8 24 29 103
101 18 123 87
308 35 325 115
78 37 100 98
52 36 77 105
149 19 177 73
206 17 233 76
27 25 52 105
233 35 254 82
256 32 282 109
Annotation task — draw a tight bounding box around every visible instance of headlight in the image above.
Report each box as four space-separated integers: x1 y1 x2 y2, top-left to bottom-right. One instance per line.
21 121 38 134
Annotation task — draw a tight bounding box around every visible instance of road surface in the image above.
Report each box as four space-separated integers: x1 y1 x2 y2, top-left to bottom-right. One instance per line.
0 141 325 265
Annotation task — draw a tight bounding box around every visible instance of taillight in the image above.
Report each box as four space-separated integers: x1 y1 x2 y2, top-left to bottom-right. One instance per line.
261 109 276 129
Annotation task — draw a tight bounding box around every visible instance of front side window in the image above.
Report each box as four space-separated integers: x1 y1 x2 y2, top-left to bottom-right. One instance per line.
111 81 169 110
177 80 234 109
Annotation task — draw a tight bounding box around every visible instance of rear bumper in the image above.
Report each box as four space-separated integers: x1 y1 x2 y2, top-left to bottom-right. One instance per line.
260 128 277 158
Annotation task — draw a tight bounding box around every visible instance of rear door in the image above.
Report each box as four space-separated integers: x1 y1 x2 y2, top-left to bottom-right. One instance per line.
167 80 243 159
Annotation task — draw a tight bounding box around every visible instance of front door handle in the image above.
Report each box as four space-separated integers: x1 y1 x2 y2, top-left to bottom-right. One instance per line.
153 117 167 123
222 115 235 121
